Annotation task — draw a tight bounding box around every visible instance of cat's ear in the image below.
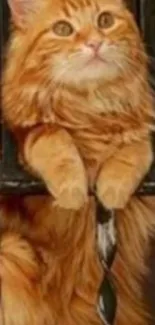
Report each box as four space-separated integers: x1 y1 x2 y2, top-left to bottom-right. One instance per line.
8 0 36 28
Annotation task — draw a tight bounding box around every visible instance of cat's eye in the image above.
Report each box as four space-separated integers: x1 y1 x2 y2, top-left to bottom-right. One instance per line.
98 12 115 29
52 20 74 37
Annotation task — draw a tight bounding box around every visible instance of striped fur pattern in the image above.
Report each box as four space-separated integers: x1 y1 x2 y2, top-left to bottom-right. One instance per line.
1 0 155 324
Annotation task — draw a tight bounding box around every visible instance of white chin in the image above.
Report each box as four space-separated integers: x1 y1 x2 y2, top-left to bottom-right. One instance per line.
63 62 119 85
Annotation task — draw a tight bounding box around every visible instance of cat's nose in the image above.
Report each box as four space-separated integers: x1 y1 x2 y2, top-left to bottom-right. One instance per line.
85 40 102 52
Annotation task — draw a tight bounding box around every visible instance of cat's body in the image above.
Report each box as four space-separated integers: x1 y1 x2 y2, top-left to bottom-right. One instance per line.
1 0 155 324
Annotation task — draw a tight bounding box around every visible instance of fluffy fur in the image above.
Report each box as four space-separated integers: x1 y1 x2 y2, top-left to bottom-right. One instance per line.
1 0 155 324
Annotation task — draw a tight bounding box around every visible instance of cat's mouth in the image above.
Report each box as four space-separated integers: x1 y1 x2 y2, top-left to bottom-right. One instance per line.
86 54 106 66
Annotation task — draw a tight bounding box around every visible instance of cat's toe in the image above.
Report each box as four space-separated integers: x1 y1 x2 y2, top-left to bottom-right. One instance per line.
53 182 88 210
96 179 131 210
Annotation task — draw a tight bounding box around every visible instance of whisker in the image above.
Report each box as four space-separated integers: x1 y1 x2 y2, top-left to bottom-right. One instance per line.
120 44 155 63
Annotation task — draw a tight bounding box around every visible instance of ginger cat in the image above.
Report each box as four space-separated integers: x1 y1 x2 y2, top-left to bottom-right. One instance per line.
1 0 155 324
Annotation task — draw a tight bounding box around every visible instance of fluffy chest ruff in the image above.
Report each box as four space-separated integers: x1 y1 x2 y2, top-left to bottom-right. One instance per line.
49 83 151 185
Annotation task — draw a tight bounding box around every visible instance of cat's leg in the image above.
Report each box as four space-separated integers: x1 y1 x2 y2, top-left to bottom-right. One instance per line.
21 126 88 210
96 139 153 209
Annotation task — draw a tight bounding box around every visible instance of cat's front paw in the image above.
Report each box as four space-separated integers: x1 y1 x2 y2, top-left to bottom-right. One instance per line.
96 169 134 210
52 179 88 210
25 128 88 210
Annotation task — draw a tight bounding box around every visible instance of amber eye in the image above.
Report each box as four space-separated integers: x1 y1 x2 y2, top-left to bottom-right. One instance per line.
52 20 74 36
98 12 115 29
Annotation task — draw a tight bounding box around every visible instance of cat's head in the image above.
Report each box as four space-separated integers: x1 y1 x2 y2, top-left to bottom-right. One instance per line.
8 0 144 89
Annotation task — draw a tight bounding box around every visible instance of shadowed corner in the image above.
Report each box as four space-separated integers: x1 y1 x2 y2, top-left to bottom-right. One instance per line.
144 237 155 325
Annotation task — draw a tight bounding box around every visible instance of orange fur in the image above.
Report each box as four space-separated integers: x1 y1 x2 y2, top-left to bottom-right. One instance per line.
1 0 155 324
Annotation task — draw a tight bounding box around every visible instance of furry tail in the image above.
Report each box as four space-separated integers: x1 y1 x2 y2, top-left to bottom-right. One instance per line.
114 196 155 325
0 233 47 325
